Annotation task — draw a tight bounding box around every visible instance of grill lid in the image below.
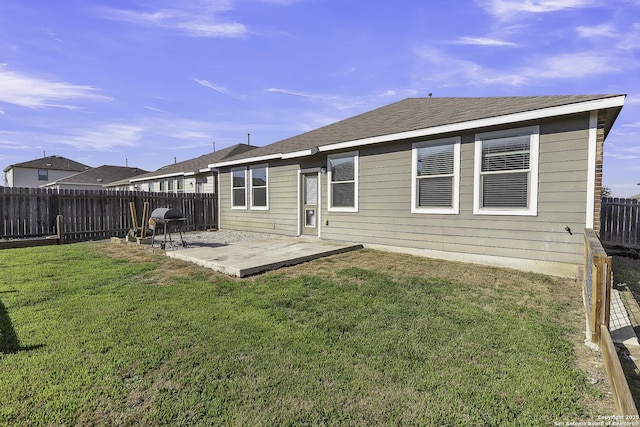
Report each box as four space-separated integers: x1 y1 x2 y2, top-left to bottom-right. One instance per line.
150 207 184 220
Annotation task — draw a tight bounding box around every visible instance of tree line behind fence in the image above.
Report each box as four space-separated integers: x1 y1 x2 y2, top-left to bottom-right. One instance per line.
0 186 217 241
600 197 640 249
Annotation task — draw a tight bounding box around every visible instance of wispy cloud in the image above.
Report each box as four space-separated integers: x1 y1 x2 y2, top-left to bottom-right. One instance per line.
478 0 596 19
61 124 143 151
451 36 519 47
101 4 248 38
577 23 617 38
0 65 112 109
522 52 619 79
144 105 168 113
266 88 316 98
194 78 231 95
414 47 621 87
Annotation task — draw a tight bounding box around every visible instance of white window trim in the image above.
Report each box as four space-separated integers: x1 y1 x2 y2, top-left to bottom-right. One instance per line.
411 137 461 214
327 151 359 213
231 167 247 210
473 125 539 216
250 164 269 210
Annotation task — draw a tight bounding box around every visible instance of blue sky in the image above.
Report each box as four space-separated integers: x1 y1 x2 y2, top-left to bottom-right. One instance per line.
1 0 639 196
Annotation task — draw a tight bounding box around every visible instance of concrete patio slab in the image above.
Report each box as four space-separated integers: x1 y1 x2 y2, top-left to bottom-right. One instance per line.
165 237 363 277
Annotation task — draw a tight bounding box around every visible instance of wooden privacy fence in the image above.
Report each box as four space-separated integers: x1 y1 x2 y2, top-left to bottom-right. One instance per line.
0 186 217 242
583 228 612 344
600 197 640 248
583 228 637 416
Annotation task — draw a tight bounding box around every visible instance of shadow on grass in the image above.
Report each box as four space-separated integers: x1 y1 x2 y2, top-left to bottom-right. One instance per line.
0 296 44 354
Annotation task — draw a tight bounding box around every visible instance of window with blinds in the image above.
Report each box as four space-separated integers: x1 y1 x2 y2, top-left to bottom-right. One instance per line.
328 152 358 212
250 164 268 209
412 137 460 214
231 167 247 208
474 126 539 216
481 135 530 208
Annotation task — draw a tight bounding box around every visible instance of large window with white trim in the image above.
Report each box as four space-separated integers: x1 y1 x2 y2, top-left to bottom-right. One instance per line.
474 126 539 216
250 164 268 209
231 167 247 208
328 152 358 212
412 137 460 214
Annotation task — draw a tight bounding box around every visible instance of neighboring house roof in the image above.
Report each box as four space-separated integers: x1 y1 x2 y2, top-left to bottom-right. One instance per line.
211 95 625 167
130 143 257 182
42 165 148 187
3 155 90 173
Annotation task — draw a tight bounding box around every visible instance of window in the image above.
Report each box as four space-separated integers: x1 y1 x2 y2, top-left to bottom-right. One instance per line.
328 152 358 212
168 179 174 191
159 180 165 192
231 167 247 208
412 137 460 214
38 169 48 181
177 178 184 192
250 164 268 209
474 126 539 216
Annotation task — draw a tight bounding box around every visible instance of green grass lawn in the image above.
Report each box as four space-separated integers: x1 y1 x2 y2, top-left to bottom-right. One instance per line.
0 243 609 425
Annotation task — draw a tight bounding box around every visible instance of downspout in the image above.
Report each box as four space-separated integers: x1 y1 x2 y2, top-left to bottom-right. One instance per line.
586 110 598 230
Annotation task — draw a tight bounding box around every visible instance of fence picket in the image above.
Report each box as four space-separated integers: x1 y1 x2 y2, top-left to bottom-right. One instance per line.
0 186 217 241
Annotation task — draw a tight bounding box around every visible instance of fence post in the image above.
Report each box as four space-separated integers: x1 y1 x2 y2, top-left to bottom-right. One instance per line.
56 215 64 244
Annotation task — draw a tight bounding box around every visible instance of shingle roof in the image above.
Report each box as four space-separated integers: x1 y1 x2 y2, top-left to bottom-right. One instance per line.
47 165 148 186
4 155 90 173
130 143 257 182
215 95 625 165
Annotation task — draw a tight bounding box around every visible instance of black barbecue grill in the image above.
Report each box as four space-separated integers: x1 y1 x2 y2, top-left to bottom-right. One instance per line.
149 207 187 249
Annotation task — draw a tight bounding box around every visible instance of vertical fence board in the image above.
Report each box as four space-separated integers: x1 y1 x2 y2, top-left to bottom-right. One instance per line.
601 197 640 248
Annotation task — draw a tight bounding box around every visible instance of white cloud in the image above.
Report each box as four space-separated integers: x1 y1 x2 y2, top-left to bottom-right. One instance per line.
0 66 112 109
194 78 231 95
61 124 143 151
101 4 248 38
478 0 596 19
451 36 519 47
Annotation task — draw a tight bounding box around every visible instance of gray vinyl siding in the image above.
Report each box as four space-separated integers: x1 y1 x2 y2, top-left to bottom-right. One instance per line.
219 161 299 235
319 114 591 265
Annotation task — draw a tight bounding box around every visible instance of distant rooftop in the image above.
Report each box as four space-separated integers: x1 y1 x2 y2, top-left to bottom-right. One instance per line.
3 155 90 173
43 165 148 186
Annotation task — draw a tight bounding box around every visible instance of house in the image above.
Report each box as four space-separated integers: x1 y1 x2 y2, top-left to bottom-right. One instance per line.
208 95 626 278
3 155 90 188
125 143 257 193
40 165 148 191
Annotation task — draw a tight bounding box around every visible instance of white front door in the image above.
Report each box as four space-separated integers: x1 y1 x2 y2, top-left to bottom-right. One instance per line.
301 172 319 236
